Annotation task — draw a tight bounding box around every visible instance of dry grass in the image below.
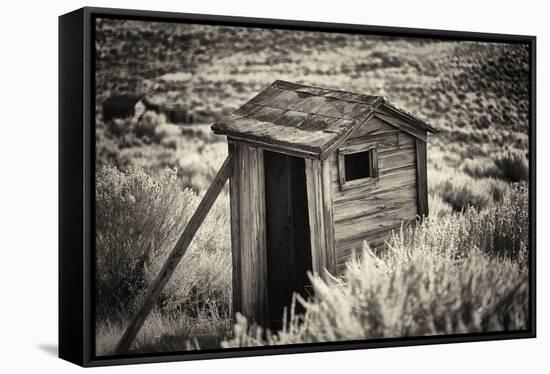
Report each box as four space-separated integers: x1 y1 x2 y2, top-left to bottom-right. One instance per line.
428 193 453 218
96 309 231 355
462 150 529 183
494 150 529 182
428 168 511 211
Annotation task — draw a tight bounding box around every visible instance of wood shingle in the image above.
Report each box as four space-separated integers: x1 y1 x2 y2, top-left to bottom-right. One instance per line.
212 80 437 159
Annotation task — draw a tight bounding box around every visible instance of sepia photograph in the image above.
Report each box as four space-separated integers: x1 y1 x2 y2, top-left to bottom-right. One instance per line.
92 15 532 357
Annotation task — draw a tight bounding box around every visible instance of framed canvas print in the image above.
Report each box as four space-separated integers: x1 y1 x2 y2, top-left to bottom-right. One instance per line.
59 6 536 367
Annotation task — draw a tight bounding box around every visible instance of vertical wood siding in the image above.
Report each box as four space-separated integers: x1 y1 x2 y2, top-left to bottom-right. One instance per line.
305 158 337 276
229 142 268 326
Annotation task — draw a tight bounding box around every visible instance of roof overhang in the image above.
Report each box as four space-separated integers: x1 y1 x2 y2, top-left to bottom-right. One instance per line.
212 80 438 160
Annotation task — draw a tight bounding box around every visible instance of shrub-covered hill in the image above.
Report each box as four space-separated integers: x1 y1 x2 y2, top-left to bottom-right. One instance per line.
96 18 529 160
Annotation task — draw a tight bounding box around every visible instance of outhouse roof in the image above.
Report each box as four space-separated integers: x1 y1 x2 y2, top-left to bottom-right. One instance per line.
212 80 438 159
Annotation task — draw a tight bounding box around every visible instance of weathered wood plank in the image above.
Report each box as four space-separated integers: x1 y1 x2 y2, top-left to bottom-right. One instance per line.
348 116 399 139
115 153 234 354
416 139 429 219
288 94 328 113
336 219 413 254
333 184 417 222
378 146 416 171
228 142 241 319
399 132 416 147
321 157 337 275
380 163 417 177
331 164 417 203
334 202 417 243
371 147 379 178
251 105 286 123
339 141 379 155
374 110 427 141
337 147 346 188
343 131 400 148
305 158 337 276
305 158 326 276
335 221 409 272
228 135 320 160
378 144 415 157
238 144 268 326
247 85 284 106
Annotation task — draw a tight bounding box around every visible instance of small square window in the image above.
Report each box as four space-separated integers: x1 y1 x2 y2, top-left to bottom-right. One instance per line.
344 151 373 181
338 147 378 190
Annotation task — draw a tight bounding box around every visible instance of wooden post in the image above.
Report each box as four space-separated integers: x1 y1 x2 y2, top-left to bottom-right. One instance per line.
228 142 242 321
230 143 268 326
114 154 234 355
305 158 337 276
415 139 429 219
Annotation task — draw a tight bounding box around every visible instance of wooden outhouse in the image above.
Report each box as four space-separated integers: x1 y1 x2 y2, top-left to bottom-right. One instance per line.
212 80 438 329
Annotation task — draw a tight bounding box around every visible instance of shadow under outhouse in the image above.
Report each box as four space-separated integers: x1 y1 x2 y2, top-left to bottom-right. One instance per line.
212 80 438 330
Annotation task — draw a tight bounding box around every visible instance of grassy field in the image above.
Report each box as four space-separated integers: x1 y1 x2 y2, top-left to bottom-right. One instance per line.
94 18 530 355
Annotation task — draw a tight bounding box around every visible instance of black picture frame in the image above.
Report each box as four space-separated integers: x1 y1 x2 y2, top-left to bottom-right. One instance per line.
59 6 536 367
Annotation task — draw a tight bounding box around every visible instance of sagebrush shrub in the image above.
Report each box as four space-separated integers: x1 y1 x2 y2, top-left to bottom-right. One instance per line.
461 158 500 179
428 168 510 211
96 166 195 319
461 152 529 183
95 166 231 322
428 193 452 217
494 150 529 183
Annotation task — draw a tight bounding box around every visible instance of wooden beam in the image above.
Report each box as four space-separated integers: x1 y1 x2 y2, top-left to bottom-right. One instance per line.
415 139 429 219
114 153 234 355
227 135 321 160
374 112 427 141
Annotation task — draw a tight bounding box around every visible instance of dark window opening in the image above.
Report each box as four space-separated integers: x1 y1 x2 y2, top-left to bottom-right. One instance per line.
344 150 375 181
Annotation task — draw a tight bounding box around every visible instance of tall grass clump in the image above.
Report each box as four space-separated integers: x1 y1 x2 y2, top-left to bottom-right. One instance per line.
95 166 232 325
494 150 529 183
461 158 501 180
461 151 529 183
428 193 453 217
222 184 529 347
429 168 510 211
